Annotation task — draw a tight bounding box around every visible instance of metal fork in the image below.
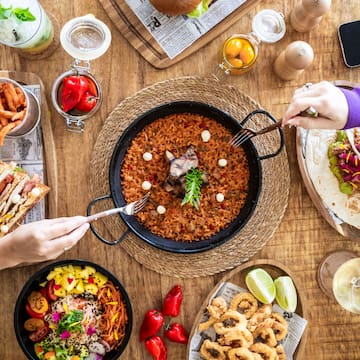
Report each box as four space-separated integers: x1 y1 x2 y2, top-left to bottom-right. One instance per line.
86 192 150 222
230 107 318 147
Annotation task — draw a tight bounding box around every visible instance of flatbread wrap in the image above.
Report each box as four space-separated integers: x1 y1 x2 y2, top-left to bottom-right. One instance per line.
305 128 360 229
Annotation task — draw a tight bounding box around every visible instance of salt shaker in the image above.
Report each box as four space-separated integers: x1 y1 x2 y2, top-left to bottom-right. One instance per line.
290 0 332 33
273 41 314 80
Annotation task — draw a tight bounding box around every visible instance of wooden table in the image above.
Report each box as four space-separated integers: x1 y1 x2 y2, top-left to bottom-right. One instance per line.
1 0 360 359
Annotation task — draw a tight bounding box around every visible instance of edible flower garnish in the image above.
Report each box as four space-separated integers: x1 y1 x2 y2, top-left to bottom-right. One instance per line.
182 168 203 210
52 312 61 323
60 330 71 340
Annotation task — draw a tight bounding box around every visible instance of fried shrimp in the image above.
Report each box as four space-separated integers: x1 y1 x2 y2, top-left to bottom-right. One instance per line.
227 347 256 360
249 343 277 360
218 326 254 348
200 339 230 360
208 296 228 320
213 310 247 335
275 344 286 360
252 325 277 347
230 292 258 319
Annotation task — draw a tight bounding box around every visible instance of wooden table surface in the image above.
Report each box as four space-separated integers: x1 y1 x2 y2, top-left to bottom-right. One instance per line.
1 0 360 359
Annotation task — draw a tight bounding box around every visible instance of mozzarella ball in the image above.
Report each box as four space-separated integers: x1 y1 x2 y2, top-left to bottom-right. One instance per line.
0 225 9 234
218 158 227 167
216 193 225 202
142 181 152 191
201 130 211 142
143 152 153 161
156 205 166 214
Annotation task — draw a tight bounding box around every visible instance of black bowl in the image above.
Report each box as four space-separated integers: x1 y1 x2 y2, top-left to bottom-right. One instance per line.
14 259 133 360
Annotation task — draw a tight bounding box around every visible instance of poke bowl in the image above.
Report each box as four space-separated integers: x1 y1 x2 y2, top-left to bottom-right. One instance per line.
14 259 133 360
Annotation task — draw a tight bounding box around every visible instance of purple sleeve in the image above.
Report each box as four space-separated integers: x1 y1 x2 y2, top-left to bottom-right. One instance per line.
339 87 360 129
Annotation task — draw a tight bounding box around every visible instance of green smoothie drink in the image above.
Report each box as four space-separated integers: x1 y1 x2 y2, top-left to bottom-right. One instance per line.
0 0 54 53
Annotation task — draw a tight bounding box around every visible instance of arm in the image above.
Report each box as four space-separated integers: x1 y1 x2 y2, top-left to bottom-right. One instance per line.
339 87 360 129
282 81 359 129
0 216 89 270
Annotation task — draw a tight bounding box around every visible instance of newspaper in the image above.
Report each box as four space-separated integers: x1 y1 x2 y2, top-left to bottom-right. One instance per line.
188 281 307 360
0 84 46 223
124 0 248 59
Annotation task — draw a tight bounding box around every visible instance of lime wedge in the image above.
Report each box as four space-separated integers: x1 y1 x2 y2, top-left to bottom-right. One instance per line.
274 276 298 312
245 268 276 304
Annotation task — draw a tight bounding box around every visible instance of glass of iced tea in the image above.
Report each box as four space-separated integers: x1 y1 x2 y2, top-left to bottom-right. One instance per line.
0 0 56 57
213 9 286 80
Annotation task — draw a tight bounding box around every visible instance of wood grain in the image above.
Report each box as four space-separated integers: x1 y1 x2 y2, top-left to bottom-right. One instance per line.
0 0 360 359
98 0 260 69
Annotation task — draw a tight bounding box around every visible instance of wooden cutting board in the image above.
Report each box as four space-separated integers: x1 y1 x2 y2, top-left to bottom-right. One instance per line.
98 0 260 69
0 71 58 219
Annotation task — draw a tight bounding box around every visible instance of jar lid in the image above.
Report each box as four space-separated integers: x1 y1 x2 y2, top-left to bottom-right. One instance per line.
252 9 286 43
60 14 111 61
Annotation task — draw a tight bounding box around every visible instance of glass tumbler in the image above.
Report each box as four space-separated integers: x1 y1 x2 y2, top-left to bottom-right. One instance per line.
0 0 55 56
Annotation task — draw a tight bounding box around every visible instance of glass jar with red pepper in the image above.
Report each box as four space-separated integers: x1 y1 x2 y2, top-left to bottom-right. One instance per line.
51 15 111 132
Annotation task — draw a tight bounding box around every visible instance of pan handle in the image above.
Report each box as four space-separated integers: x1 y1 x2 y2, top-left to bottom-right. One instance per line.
86 195 130 246
239 109 284 160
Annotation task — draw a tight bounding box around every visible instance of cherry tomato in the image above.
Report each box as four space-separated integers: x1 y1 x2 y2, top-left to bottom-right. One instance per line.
25 303 45 319
24 318 45 332
28 325 50 342
46 280 58 302
28 291 49 314
75 91 97 113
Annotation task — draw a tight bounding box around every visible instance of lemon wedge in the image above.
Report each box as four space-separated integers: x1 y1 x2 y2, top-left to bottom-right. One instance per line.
245 268 276 304
274 276 298 312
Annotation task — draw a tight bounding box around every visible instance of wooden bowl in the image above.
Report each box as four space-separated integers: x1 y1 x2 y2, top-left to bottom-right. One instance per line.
187 259 308 359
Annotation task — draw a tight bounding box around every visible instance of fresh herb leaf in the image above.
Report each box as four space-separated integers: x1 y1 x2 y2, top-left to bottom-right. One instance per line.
181 168 203 210
0 5 12 19
0 5 36 21
57 310 84 334
14 7 36 21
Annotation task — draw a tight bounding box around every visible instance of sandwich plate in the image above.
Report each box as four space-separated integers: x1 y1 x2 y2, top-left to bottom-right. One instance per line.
186 259 308 360
296 127 360 239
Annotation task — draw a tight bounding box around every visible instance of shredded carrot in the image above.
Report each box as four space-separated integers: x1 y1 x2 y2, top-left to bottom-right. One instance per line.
97 281 128 350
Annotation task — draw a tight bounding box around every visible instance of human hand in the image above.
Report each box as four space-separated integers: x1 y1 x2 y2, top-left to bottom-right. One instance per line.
0 216 89 269
282 81 349 129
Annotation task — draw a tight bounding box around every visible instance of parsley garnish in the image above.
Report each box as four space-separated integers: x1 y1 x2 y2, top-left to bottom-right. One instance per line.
0 5 36 21
181 168 203 210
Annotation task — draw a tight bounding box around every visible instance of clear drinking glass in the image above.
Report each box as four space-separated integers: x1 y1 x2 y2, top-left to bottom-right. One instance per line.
318 250 360 313
0 0 55 55
213 9 286 80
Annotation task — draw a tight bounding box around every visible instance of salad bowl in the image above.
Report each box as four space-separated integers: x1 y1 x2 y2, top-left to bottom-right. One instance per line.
14 259 133 360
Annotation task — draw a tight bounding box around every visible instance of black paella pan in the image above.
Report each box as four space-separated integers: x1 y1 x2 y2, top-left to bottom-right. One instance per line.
87 101 284 253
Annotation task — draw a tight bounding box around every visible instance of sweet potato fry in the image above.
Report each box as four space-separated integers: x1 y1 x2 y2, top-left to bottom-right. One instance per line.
0 122 18 146
2 83 18 111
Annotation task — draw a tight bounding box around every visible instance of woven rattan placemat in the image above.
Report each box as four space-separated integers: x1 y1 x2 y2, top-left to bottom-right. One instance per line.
90 76 290 278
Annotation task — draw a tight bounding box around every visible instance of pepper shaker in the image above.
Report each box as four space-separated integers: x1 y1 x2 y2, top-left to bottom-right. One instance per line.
290 0 332 33
273 41 314 80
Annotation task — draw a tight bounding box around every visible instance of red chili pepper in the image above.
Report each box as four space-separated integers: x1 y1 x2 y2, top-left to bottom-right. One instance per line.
75 91 97 113
162 285 183 317
164 323 188 344
139 309 164 341
144 335 167 360
60 75 89 112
